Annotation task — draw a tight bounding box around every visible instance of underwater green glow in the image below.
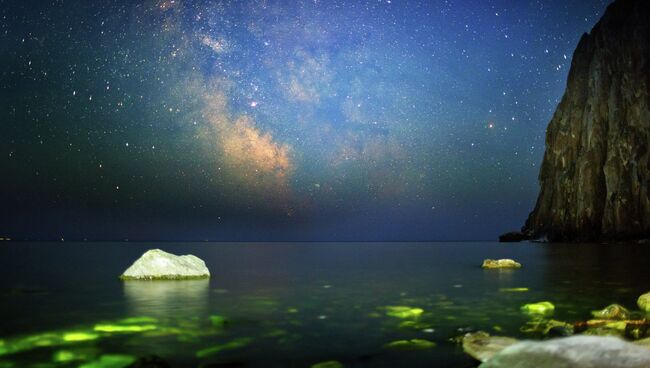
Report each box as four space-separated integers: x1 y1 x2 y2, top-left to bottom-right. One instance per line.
52 350 77 363
384 339 436 350
397 320 433 330
521 301 555 316
93 324 157 333
499 288 529 292
78 354 135 368
209 315 227 327
384 306 424 319
62 332 100 342
195 337 253 358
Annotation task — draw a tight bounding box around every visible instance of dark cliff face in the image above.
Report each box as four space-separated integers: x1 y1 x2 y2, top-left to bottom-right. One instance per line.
524 0 650 242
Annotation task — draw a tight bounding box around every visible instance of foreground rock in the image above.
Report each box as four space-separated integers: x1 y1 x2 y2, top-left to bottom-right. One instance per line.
120 249 210 280
635 338 650 349
462 331 519 362
480 336 650 368
521 0 650 242
638 292 650 312
482 259 522 269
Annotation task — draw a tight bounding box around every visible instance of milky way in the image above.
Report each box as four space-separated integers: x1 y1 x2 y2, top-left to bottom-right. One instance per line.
0 0 611 240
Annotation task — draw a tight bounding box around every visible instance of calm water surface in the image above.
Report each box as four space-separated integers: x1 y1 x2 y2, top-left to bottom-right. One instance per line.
1 242 649 367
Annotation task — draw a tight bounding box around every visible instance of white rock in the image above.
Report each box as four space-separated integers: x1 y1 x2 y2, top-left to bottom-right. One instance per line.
480 335 650 368
463 331 519 362
120 249 210 280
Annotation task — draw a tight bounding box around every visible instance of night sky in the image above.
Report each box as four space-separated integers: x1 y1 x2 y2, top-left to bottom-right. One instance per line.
1 0 611 241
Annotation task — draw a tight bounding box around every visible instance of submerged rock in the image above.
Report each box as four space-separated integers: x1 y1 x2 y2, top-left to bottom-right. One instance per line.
383 306 424 319
79 354 136 368
384 339 436 350
638 292 650 312
482 259 522 269
461 331 519 362
582 326 626 338
521 302 555 316
592 304 630 320
195 337 253 358
521 319 574 337
521 0 650 242
499 287 529 293
479 336 650 368
120 249 210 280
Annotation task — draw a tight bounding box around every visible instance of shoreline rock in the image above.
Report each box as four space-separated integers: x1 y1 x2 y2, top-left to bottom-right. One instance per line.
120 249 210 280
498 231 529 243
519 0 650 242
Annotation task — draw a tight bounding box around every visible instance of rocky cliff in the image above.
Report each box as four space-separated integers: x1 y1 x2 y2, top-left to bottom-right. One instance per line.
523 0 650 242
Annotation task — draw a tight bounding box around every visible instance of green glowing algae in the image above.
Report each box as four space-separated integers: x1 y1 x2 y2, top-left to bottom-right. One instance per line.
384 306 424 319
78 354 135 368
93 324 157 333
209 315 227 327
499 287 529 292
521 301 555 316
196 337 253 358
62 332 99 342
311 360 344 368
384 339 436 350
398 320 432 330
52 350 77 363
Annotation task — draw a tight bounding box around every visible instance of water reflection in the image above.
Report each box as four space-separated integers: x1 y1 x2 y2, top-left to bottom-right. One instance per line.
123 279 209 317
542 243 650 305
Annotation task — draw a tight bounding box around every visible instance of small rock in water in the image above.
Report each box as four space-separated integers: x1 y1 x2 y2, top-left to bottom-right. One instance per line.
591 304 630 320
120 249 210 280
638 292 650 312
479 336 650 368
462 331 519 362
482 259 522 269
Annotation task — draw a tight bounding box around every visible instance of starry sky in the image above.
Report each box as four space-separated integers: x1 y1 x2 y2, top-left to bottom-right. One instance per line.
0 0 611 241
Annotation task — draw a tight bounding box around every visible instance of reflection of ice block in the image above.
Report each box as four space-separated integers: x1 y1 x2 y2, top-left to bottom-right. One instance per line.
123 279 209 318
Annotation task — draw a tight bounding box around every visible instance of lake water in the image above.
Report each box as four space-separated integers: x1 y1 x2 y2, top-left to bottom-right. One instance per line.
1 242 649 367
